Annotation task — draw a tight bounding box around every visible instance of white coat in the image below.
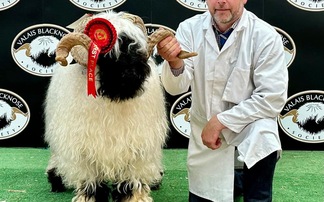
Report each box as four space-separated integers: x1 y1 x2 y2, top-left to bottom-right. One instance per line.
161 9 289 202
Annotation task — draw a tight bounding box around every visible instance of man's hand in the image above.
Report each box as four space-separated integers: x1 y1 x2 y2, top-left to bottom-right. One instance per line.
157 36 183 68
201 115 226 150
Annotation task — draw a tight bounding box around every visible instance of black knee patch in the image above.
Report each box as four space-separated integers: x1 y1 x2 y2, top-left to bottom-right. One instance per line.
80 182 110 202
112 182 133 202
47 168 66 192
94 183 111 202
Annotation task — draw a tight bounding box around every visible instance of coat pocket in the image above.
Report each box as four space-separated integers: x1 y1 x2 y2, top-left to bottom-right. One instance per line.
222 67 253 104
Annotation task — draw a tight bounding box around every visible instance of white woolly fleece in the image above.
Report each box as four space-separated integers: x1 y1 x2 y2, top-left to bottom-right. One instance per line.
44 58 168 189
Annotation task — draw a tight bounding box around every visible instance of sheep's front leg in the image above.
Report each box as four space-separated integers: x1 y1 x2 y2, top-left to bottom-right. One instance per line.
123 191 153 202
46 153 66 192
47 167 66 192
113 182 153 202
72 182 110 202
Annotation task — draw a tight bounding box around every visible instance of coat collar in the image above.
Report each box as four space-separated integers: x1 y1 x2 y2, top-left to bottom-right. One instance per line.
203 9 248 52
202 8 248 32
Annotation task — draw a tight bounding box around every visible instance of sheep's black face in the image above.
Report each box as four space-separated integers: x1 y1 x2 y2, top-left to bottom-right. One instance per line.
96 32 150 102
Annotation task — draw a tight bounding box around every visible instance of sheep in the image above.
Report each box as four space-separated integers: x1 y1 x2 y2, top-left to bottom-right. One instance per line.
44 10 197 202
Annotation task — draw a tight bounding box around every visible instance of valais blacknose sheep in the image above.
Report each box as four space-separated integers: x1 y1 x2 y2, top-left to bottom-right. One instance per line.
44 11 196 202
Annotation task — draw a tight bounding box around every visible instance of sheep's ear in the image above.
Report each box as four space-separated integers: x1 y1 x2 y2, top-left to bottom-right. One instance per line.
66 13 93 30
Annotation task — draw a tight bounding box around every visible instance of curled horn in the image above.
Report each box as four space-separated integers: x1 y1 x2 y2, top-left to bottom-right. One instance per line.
147 28 198 59
55 32 92 66
122 13 147 37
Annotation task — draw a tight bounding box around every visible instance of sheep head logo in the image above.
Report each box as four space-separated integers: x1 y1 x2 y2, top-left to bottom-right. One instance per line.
0 101 27 130
0 0 19 11
278 91 324 143
0 90 30 140
287 0 324 11
69 0 126 12
176 0 208 11
170 92 192 138
11 24 71 76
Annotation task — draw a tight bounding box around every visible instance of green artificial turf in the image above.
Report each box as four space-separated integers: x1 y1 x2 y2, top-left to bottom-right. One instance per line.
0 148 323 202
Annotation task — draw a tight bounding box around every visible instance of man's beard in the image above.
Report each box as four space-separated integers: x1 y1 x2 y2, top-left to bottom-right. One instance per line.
213 12 233 25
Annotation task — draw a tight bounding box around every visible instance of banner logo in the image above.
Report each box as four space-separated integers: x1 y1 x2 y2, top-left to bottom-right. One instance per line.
287 0 324 12
0 0 19 11
69 0 126 12
176 0 207 12
170 92 192 138
274 27 296 68
11 24 71 77
0 89 30 140
278 90 324 143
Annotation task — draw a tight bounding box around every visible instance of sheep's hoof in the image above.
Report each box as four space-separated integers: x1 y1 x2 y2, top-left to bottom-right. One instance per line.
73 182 110 202
72 195 96 202
122 195 153 202
112 182 153 202
125 187 153 202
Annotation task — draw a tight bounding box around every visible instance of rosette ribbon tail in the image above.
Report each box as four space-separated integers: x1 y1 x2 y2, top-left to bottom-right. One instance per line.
55 17 117 98
84 18 117 98
87 42 101 98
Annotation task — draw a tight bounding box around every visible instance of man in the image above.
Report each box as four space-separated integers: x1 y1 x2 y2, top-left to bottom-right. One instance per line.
157 0 289 201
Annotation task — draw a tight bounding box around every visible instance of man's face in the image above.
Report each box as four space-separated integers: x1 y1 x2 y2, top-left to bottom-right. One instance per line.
207 0 247 26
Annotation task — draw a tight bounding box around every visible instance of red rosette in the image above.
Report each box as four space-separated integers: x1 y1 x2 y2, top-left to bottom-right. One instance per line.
84 18 117 54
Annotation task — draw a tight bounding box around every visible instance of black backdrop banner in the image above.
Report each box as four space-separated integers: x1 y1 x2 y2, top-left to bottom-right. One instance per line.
1 0 324 150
